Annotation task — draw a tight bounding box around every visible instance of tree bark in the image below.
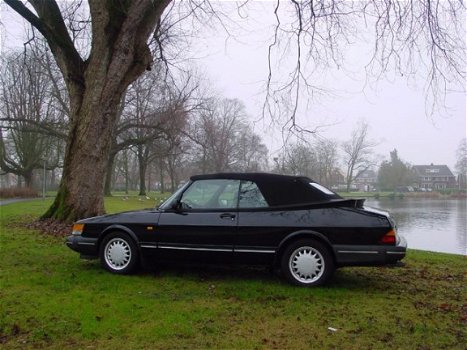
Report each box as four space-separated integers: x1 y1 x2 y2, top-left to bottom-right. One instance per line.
43 92 122 220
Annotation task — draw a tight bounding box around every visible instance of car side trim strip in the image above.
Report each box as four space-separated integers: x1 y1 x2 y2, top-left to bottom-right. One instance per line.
141 244 275 254
77 242 96 246
158 245 232 253
386 251 406 255
235 249 275 254
140 245 157 249
337 250 379 254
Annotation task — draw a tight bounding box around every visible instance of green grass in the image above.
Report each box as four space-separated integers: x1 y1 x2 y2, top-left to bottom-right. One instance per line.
0 200 465 349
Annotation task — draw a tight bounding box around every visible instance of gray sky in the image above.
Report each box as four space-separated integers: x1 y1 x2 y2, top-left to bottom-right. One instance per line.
187 2 466 171
1 1 465 171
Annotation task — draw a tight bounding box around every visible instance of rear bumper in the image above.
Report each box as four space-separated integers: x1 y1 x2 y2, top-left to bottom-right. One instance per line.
334 235 407 266
66 235 98 257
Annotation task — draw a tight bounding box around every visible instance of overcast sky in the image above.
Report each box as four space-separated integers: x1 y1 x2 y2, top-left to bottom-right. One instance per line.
1 2 465 171
186 2 466 171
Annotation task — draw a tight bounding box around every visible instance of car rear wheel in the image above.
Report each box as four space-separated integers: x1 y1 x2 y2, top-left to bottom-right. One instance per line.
281 239 334 287
100 232 139 274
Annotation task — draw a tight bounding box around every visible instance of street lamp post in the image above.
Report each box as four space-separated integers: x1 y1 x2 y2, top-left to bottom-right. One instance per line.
43 160 46 200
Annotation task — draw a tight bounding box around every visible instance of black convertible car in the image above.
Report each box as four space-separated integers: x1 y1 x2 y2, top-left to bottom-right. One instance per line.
67 173 406 286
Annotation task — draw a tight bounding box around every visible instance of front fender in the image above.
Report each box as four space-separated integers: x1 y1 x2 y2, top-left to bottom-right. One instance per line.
99 224 140 247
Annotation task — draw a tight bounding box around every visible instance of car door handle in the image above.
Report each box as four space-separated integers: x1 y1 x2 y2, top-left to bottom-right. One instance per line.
220 213 236 220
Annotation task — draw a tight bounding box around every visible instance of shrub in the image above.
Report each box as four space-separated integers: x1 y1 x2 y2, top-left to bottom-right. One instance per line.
0 187 38 198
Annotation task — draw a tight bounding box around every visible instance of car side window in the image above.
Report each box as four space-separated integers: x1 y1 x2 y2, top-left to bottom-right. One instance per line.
180 179 240 209
239 181 269 208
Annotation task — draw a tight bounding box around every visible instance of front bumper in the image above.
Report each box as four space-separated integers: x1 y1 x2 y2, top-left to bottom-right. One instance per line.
334 235 407 266
66 235 98 258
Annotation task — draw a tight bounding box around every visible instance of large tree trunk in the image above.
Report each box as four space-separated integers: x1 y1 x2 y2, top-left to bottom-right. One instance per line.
43 89 122 220
24 170 34 188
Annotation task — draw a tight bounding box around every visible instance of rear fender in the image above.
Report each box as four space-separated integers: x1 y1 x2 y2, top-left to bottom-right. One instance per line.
274 230 336 267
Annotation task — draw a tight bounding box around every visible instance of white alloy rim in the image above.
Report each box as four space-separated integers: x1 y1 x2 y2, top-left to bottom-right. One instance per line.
289 246 325 284
104 238 132 270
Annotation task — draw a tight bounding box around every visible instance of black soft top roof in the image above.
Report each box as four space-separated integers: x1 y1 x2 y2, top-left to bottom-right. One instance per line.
190 172 341 206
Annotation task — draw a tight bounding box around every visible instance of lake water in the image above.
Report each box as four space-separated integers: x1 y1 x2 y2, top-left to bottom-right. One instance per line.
365 198 466 256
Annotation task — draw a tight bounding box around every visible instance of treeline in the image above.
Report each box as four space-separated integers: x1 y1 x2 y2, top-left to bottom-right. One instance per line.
0 44 380 195
0 44 270 195
1 45 463 195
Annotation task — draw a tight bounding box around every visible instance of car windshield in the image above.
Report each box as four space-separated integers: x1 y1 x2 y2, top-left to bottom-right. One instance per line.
158 182 190 210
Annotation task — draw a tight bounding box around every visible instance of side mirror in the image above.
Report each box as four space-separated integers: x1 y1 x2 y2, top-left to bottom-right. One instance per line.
171 200 182 211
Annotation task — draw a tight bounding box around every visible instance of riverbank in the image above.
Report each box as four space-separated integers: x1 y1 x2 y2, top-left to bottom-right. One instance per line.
0 199 465 349
339 190 467 200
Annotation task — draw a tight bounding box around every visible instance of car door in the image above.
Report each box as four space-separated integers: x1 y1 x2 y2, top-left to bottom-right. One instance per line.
234 180 283 264
155 179 240 262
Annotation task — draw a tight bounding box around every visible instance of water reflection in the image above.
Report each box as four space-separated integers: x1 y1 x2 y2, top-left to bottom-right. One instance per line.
365 198 466 255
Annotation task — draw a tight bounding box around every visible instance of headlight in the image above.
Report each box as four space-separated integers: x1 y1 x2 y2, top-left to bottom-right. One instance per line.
72 223 84 236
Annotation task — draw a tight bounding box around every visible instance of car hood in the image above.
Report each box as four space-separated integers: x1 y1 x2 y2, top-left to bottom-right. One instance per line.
77 209 159 224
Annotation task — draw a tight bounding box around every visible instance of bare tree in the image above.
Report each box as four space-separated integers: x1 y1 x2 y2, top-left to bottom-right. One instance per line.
123 71 168 196
188 98 246 173
342 121 377 192
455 138 467 189
275 138 340 186
185 97 268 174
0 50 63 187
315 138 339 187
157 106 189 192
233 126 269 172
105 67 196 195
279 142 318 178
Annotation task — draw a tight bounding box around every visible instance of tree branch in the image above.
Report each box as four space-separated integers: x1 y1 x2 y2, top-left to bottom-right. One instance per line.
5 0 86 89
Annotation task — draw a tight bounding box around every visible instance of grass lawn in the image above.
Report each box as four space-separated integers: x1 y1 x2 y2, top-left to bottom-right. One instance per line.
0 199 465 349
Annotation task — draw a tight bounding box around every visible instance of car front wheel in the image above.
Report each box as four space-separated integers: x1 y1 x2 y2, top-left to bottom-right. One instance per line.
281 239 334 287
100 232 139 274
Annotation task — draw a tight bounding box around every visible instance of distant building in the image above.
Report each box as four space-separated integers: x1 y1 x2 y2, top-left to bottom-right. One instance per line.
354 170 377 191
412 164 457 190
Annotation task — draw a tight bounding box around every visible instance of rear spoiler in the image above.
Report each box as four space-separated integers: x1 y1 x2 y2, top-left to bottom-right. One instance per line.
335 198 366 208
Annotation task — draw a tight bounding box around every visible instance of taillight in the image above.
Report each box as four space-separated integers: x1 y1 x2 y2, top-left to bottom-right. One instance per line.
380 229 396 244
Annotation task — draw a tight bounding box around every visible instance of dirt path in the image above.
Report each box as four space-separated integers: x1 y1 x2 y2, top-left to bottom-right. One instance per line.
0 198 39 206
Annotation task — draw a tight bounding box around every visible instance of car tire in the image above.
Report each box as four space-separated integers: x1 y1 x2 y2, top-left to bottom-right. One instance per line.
281 239 334 287
100 232 139 274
